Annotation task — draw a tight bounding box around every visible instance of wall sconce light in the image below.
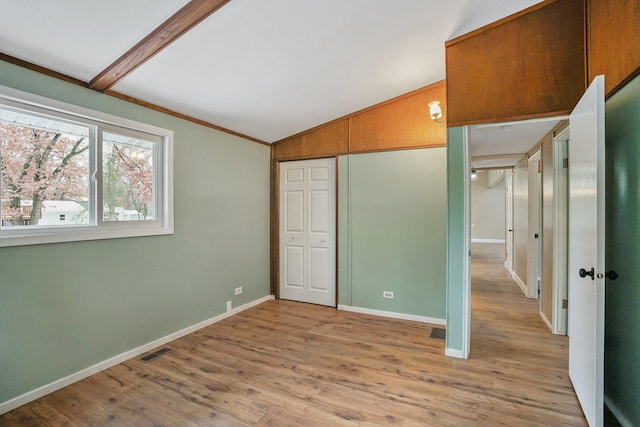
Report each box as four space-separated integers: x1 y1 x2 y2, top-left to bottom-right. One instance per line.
470 168 478 181
428 100 446 125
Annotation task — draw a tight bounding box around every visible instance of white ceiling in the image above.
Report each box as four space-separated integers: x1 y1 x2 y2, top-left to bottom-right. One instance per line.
0 0 190 82
469 117 567 169
0 0 543 144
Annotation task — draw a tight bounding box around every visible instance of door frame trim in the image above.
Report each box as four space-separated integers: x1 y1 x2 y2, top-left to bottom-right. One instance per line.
270 159 280 298
271 156 339 308
334 156 339 307
552 127 569 335
527 150 542 300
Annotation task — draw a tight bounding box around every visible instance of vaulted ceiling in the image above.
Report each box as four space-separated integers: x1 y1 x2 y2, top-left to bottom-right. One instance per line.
0 0 543 144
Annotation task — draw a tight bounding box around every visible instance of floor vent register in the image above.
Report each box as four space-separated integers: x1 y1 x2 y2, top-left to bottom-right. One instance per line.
140 347 172 363
429 327 446 341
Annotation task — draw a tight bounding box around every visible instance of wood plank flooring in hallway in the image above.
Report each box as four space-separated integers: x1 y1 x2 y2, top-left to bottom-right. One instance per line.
1 243 587 426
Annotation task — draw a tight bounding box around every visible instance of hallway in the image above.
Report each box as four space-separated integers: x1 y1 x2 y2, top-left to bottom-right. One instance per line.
469 242 586 425
471 243 569 367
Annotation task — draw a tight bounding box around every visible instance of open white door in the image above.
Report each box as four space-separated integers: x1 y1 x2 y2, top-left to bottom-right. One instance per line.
568 75 605 427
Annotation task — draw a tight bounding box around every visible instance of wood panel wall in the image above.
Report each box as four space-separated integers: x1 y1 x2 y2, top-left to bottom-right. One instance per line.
445 0 586 127
588 0 640 96
271 120 349 161
271 81 446 161
349 82 446 153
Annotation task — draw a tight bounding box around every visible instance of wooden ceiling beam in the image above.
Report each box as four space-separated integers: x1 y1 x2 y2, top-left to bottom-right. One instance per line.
89 0 230 91
1 53 268 145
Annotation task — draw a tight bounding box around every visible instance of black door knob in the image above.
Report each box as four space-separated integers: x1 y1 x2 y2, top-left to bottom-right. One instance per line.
605 270 619 280
579 267 595 280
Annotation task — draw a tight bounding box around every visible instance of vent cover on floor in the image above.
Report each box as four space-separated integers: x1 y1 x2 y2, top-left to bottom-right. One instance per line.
140 347 171 363
430 327 446 340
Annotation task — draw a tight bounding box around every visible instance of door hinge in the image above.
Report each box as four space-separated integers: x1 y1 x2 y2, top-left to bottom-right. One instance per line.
562 299 568 309
563 158 569 168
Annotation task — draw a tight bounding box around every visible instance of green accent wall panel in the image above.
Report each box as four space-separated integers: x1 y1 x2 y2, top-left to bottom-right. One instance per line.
337 155 352 306
446 126 466 354
0 61 271 404
604 73 640 426
339 148 447 318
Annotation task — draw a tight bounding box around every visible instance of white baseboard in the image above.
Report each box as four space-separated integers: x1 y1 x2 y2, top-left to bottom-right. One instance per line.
509 270 529 297
0 295 275 416
605 395 634 427
540 311 553 332
337 305 445 325
445 347 468 359
471 238 505 244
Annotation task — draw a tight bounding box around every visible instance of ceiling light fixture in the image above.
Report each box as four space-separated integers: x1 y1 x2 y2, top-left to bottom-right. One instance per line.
428 100 446 126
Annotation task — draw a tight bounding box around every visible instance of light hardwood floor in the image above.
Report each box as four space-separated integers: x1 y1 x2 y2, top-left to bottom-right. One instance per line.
1 243 587 426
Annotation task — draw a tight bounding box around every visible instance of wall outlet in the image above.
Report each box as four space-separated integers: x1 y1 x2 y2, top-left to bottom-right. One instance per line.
383 290 394 299
234 286 243 295
226 301 232 312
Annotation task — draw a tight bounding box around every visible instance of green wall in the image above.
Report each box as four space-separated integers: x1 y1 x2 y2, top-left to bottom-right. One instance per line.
446 127 467 355
338 156 352 306
604 73 640 426
0 61 271 404
337 148 447 319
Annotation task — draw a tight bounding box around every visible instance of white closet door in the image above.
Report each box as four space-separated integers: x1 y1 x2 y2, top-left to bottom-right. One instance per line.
280 158 335 306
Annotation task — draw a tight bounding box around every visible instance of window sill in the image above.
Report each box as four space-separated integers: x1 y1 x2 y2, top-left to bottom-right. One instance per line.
0 224 174 247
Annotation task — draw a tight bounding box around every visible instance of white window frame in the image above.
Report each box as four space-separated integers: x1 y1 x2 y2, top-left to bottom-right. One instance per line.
0 85 174 247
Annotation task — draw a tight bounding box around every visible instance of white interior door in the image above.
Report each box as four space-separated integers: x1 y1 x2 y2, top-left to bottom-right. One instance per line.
568 75 605 427
279 158 336 306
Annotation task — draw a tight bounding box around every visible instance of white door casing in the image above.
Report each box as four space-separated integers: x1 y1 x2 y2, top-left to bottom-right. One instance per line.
552 133 569 336
528 151 542 300
568 75 605 427
505 172 514 272
279 158 336 306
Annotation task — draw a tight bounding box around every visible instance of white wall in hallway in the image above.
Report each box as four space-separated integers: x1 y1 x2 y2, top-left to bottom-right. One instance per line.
471 171 506 242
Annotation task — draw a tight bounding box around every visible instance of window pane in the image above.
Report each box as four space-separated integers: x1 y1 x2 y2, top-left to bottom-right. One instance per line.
0 108 90 227
102 132 155 221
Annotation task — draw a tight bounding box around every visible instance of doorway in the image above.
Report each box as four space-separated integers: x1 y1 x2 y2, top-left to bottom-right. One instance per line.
505 172 514 272
528 150 542 301
279 158 336 306
461 117 568 359
539 127 569 335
